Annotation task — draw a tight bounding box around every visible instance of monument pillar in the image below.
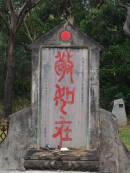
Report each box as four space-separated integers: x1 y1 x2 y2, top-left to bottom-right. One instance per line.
25 21 102 171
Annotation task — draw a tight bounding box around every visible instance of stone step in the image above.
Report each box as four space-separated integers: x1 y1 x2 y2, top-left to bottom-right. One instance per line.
24 149 99 172
24 160 99 172
0 171 98 173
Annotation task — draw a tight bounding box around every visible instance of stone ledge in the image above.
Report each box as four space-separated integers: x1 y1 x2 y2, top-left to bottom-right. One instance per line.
24 149 98 161
24 160 99 172
24 149 99 172
0 171 98 173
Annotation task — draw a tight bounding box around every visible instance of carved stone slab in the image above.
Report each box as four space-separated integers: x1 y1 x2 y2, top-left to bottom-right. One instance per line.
39 48 89 148
31 21 101 151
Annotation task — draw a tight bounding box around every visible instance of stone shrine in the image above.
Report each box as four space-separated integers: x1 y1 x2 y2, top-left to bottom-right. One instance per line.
0 21 129 173
31 21 101 149
24 21 101 171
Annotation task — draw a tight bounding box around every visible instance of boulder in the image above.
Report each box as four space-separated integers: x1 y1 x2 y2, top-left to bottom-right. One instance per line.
0 107 32 170
99 108 129 173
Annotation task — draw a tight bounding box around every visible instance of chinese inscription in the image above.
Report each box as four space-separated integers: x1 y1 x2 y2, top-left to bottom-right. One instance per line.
53 49 75 147
54 50 74 83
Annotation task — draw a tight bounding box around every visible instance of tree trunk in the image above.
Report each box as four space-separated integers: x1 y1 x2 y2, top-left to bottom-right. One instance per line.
123 6 130 37
4 31 16 116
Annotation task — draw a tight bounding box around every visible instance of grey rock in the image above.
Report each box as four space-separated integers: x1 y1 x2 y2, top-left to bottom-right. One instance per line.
99 108 129 173
0 107 33 170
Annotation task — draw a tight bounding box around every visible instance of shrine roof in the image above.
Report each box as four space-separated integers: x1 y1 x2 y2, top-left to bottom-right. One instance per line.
30 21 103 50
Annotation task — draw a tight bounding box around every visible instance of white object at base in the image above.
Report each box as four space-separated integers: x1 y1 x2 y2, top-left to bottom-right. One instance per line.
60 147 69 151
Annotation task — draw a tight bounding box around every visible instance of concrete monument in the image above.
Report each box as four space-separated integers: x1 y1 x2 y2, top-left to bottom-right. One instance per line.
23 21 101 171
112 98 127 126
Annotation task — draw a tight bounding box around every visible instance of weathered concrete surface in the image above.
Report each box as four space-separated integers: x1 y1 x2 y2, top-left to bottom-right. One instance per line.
40 48 90 149
112 99 127 127
0 107 33 170
99 109 129 173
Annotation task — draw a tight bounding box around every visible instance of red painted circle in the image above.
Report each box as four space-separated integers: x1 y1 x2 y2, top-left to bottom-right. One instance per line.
60 31 72 42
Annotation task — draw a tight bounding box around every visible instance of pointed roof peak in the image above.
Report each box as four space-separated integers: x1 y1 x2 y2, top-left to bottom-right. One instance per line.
30 21 102 50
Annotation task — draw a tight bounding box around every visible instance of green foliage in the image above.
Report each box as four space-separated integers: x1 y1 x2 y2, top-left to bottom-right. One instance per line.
14 44 31 99
0 32 7 99
80 3 126 46
100 42 130 109
0 102 4 114
79 2 130 112
119 125 130 151
13 97 30 112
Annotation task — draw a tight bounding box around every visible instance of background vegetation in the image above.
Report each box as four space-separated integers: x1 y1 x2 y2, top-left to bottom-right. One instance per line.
119 123 130 151
0 0 130 117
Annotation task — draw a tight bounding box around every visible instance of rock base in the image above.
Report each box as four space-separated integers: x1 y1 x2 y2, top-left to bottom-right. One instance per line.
0 108 129 173
24 149 99 172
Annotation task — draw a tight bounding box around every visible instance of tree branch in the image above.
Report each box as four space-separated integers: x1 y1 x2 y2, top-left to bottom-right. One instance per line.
16 0 40 31
117 0 130 37
6 0 17 32
117 0 128 9
96 0 104 9
24 20 34 42
123 6 130 37
6 0 16 15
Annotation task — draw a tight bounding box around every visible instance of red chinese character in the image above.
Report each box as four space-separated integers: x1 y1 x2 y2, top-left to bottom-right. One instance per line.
53 117 72 147
54 84 75 115
54 49 74 83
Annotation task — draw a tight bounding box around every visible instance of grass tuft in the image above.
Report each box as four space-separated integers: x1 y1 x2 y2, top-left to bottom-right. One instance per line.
119 123 130 151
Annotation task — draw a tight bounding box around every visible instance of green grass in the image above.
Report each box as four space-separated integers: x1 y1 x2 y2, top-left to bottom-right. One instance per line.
13 97 30 112
119 124 130 151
